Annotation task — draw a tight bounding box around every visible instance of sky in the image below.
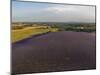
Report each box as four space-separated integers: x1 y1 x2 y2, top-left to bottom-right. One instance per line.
12 1 96 23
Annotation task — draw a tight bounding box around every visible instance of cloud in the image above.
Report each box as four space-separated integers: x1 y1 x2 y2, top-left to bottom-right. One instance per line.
43 5 75 14
43 5 95 15
41 5 95 22
12 1 95 23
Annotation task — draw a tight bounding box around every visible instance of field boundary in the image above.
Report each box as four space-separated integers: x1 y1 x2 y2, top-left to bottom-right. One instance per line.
12 31 51 44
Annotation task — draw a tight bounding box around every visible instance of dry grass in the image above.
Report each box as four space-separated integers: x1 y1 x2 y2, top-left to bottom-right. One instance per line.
12 27 59 43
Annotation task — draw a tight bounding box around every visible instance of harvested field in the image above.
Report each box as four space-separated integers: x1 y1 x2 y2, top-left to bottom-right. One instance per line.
12 27 58 43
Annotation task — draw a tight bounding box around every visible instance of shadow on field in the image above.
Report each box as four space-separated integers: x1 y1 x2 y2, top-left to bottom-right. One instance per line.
12 31 96 74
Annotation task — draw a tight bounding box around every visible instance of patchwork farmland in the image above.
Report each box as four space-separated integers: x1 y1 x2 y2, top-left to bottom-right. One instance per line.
12 22 96 74
12 23 59 42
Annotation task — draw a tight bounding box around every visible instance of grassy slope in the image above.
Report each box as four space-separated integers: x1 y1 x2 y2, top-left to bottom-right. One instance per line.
12 27 58 43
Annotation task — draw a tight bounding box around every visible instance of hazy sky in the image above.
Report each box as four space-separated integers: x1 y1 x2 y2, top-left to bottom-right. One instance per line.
12 1 95 23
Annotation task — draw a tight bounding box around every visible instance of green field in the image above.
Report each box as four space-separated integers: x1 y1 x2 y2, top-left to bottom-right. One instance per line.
12 26 58 43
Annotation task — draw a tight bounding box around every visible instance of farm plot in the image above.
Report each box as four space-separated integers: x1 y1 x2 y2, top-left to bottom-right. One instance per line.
12 26 59 43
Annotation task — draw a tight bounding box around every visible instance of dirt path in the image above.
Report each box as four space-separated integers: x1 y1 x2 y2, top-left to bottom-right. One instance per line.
12 31 96 74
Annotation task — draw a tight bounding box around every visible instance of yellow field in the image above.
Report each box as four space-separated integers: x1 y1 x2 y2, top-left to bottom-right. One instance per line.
12 27 59 43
